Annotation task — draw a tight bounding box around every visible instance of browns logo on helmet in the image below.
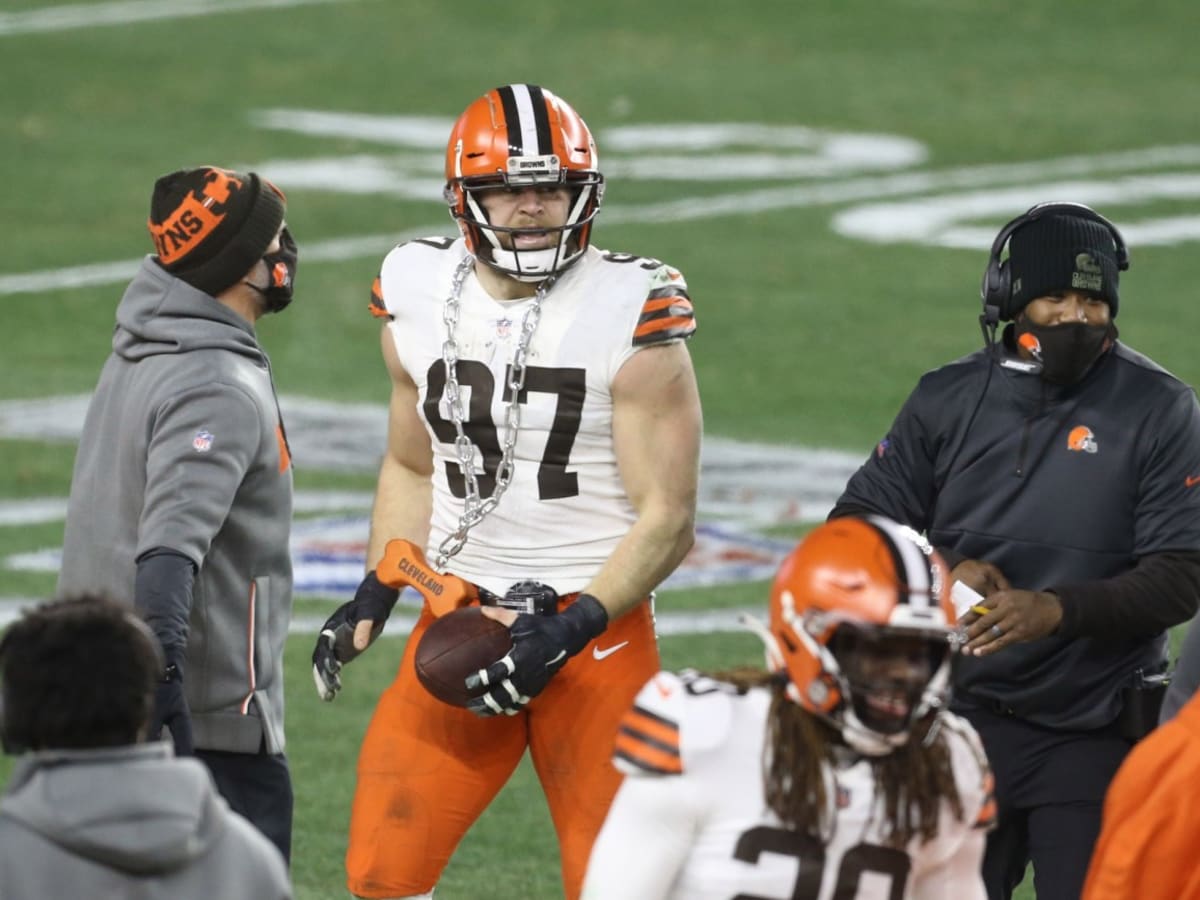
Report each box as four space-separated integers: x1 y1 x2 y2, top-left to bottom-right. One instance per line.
754 516 957 756
1067 425 1098 453
442 84 604 282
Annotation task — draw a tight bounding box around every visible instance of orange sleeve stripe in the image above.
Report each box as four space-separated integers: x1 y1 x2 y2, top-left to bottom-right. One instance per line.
614 733 682 775
633 315 697 340
611 703 682 775
641 294 694 316
369 276 390 319
974 771 997 829
622 707 681 750
974 798 997 829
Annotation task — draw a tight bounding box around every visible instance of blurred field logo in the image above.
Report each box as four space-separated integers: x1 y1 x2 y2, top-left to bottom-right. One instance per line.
0 396 862 599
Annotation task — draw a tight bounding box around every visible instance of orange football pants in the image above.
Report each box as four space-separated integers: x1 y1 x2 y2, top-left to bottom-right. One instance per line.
345 596 659 900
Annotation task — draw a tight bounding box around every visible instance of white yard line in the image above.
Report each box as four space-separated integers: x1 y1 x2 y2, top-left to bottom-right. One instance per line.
5 145 1200 296
0 0 358 37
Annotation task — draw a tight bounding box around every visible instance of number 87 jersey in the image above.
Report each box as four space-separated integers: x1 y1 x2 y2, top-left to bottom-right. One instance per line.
370 236 696 596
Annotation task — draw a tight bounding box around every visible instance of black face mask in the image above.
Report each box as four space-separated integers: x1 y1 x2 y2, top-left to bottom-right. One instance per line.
1014 319 1114 385
248 227 298 313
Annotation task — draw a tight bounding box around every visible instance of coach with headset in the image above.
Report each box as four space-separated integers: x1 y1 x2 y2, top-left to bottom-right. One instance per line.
829 202 1200 900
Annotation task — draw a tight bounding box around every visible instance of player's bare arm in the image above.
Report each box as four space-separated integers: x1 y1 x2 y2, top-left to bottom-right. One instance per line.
346 323 439 651
584 340 702 620
366 323 435 568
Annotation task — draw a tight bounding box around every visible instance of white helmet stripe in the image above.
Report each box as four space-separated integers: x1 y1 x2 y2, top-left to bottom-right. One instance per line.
867 516 932 610
508 84 542 157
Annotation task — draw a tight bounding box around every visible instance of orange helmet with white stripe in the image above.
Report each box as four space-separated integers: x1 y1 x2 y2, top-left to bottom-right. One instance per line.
443 84 605 282
764 516 957 755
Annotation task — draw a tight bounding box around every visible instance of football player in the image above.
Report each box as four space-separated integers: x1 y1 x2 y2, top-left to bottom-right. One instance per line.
582 516 995 900
310 84 702 900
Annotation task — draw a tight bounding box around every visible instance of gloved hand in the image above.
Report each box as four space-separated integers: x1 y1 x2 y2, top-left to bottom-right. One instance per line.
149 660 194 756
465 594 608 717
312 570 400 701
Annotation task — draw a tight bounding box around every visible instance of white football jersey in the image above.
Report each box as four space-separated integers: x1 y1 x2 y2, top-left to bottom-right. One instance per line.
582 671 994 900
372 237 695 595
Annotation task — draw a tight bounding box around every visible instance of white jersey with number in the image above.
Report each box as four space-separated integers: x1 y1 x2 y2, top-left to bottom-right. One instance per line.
582 671 994 900
372 237 695 595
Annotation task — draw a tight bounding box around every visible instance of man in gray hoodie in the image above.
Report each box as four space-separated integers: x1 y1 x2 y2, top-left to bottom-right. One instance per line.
56 166 299 859
0 595 291 898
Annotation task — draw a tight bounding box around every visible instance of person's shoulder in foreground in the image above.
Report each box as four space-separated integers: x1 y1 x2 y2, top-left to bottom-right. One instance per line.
1082 688 1200 900
0 595 291 900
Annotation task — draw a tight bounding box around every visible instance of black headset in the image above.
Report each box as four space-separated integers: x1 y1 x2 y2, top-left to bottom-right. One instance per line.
979 201 1130 326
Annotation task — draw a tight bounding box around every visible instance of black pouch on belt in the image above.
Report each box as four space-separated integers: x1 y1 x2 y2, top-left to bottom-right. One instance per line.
479 580 559 616
1117 667 1170 741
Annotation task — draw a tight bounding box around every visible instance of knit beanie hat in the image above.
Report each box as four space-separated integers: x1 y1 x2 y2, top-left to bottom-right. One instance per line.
1008 213 1121 318
147 166 286 296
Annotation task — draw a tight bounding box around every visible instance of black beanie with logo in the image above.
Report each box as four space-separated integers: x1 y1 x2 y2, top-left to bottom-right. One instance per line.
147 166 286 297
1008 213 1121 318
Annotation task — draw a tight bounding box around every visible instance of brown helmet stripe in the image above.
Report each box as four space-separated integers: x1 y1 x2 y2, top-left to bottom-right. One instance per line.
862 517 934 610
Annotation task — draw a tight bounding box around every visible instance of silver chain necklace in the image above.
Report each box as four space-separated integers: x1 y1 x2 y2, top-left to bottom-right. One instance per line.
435 255 555 570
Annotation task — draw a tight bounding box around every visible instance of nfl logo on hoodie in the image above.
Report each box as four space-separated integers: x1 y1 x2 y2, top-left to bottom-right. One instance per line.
192 429 214 453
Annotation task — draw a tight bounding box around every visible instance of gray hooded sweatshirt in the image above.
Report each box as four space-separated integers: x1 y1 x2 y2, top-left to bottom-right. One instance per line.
57 258 294 753
0 743 291 898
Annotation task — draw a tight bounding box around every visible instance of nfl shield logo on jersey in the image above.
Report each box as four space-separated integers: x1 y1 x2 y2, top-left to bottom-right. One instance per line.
192 429 214 453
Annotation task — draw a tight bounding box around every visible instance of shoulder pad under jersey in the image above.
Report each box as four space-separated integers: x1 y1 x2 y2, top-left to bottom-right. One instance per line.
612 669 738 777
632 262 695 347
367 235 462 320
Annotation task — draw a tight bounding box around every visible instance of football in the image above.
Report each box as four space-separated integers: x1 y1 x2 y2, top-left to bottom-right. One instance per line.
415 606 514 707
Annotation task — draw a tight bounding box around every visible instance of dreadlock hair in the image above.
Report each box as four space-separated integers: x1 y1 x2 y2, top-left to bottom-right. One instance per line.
712 667 966 847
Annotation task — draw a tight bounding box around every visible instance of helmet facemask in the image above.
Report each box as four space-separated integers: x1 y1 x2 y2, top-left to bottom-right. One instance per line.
448 164 603 282
826 623 953 751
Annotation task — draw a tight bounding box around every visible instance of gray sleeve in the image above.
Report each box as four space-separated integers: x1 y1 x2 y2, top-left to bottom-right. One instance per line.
137 383 263 564
1162 615 1200 723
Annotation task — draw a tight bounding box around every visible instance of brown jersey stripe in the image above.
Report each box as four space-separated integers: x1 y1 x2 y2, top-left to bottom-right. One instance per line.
633 316 697 345
622 706 681 751
612 703 682 774
615 725 679 760
646 284 690 301
641 294 694 316
369 276 390 319
614 732 683 775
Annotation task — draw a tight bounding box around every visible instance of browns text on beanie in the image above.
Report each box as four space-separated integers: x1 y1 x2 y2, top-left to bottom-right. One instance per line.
1008 213 1121 318
147 166 286 296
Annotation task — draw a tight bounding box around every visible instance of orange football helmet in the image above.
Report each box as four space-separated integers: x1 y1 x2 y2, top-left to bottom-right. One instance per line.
443 84 604 282
763 516 957 755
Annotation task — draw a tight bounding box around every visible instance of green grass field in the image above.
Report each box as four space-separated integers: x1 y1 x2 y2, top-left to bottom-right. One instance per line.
3 0 1200 897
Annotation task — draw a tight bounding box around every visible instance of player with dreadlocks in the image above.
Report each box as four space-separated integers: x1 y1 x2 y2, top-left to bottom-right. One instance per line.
582 516 995 900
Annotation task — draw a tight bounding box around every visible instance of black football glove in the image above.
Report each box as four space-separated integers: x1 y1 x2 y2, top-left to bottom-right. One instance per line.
148 659 194 756
464 594 608 717
312 570 400 702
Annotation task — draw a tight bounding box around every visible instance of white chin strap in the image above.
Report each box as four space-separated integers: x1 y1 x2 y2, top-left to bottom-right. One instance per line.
468 184 595 282
487 245 566 283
